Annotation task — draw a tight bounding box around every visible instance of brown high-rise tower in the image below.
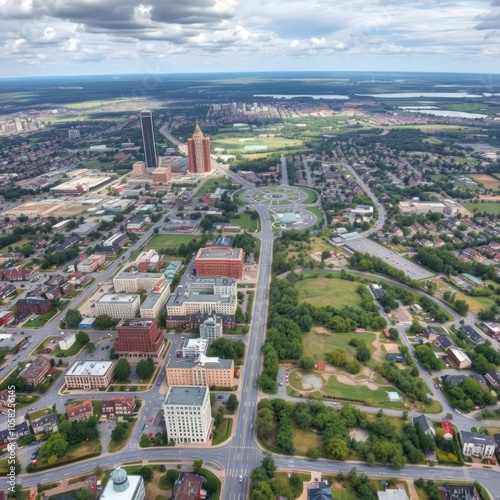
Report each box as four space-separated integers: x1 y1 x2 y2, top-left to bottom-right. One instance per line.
187 122 212 174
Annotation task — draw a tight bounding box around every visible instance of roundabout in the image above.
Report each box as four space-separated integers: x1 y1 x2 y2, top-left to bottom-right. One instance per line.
247 186 308 206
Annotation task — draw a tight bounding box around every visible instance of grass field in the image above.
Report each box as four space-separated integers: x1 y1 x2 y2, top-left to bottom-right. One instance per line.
27 310 58 328
212 417 233 445
196 177 233 196
463 202 500 215
36 440 102 469
469 174 500 191
429 174 481 191
108 419 136 453
0 238 32 254
296 277 364 309
210 135 304 153
63 99 129 110
230 212 259 232
146 234 200 250
306 207 324 227
301 188 318 204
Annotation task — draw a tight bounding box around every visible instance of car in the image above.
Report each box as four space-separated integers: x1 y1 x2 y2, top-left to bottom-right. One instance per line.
157 382 161 386
238 475 243 483
106 345 110 349
101 347 105 350
279 383 283 386
217 395 224 399
454 408 462 415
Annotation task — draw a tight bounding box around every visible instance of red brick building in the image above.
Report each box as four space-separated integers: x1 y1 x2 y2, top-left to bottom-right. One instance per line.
16 297 51 315
66 400 93 422
194 247 244 279
21 355 51 387
115 318 164 357
0 311 14 326
187 122 212 174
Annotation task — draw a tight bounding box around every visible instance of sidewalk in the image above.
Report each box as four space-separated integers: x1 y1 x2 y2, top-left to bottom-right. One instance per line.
43 476 97 498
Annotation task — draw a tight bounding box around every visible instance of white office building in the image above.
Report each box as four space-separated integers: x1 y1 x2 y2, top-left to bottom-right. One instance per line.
162 386 212 444
95 294 141 319
199 315 223 341
181 338 209 358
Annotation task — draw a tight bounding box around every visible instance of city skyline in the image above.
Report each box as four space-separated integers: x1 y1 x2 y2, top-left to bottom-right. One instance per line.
0 0 499 78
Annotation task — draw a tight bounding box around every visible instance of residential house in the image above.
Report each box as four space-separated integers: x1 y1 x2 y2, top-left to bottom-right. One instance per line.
459 431 496 459
308 480 333 500
435 334 453 350
447 347 472 369
66 400 93 422
462 248 484 262
171 472 204 500
31 413 58 435
21 355 51 387
377 489 409 500
441 421 454 441
412 415 436 438
386 353 407 363
423 327 440 342
484 371 500 389
443 485 481 500
100 397 135 421
441 374 467 386
460 325 485 345
483 322 500 339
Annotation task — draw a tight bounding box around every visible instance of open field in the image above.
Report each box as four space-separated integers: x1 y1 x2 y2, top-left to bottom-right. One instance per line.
196 176 234 196
463 202 500 215
469 174 500 191
1 199 88 218
389 124 478 133
146 234 200 250
306 207 324 227
292 421 323 455
211 135 304 153
301 187 318 204
212 418 233 445
296 277 364 310
230 212 259 232
63 99 130 110
0 238 33 254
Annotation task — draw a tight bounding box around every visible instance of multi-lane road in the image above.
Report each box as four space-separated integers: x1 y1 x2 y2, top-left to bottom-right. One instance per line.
9 131 500 499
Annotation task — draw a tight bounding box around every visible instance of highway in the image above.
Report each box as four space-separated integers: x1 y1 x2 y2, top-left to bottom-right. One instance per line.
8 129 500 500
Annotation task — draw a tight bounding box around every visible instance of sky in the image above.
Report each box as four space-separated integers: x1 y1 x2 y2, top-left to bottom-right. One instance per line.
0 0 499 78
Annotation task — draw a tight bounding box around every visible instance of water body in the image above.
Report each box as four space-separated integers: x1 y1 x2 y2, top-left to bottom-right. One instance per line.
404 109 488 119
398 106 440 110
254 94 349 99
358 92 483 98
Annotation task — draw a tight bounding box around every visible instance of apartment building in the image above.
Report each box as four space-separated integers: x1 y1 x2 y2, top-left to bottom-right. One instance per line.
16 297 51 315
64 360 115 390
66 400 93 422
162 386 212 444
165 355 234 388
115 318 164 357
78 254 105 273
31 413 58 435
21 355 51 387
194 246 244 279
95 294 141 319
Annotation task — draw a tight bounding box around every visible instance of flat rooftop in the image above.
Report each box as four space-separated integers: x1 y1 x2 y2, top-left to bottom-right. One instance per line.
118 318 155 328
98 294 139 303
50 176 111 191
164 386 208 406
115 272 164 280
66 360 114 377
196 247 241 259
166 355 233 370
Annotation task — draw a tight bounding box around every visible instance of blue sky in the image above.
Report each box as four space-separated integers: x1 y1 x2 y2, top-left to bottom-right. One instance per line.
0 0 499 77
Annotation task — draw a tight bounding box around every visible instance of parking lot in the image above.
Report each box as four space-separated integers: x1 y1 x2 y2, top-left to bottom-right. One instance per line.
344 237 435 280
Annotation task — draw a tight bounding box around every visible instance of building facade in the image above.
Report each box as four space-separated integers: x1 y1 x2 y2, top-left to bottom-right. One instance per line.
16 297 51 315
115 318 164 357
187 122 211 174
165 355 234 387
139 280 171 319
95 294 141 319
162 386 212 444
78 254 105 273
459 431 496 459
66 400 93 422
113 272 165 293
64 360 115 390
194 246 244 279
21 355 51 387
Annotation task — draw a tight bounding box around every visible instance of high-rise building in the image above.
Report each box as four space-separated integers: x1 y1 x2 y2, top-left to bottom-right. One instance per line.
162 386 212 444
187 122 212 174
140 110 158 170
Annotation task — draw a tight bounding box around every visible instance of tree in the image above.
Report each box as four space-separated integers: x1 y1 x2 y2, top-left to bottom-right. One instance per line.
76 331 90 345
307 448 321 459
138 466 153 482
114 358 131 382
39 433 68 460
256 408 276 439
193 459 203 474
76 488 93 500
235 306 245 323
226 394 239 412
94 314 116 330
326 436 349 460
64 309 82 329
262 453 276 478
299 355 315 372
356 343 371 363
454 300 469 316
136 358 155 379
111 422 128 442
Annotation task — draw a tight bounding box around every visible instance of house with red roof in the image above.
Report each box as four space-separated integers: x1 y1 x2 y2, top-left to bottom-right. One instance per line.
441 421 454 440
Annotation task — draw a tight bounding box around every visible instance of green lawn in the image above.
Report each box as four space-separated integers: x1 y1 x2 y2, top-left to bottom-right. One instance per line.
463 202 500 215
292 421 323 455
306 206 324 227
31 336 59 355
63 99 129 110
301 188 318 204
196 177 232 196
212 417 233 445
108 419 136 453
0 238 33 254
50 341 85 357
321 374 406 408
27 310 58 328
146 234 200 251
230 212 259 232
296 277 364 309
210 135 304 153
33 440 102 470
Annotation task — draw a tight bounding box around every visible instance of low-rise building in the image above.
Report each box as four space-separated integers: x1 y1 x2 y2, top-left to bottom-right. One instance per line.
102 233 129 248
181 338 209 358
163 386 212 444
16 297 51 315
113 272 165 293
485 371 500 389
139 280 171 320
172 473 204 500
95 294 141 319
308 481 333 500
101 397 136 421
31 413 58 435
459 325 485 345
59 331 76 351
21 355 51 387
447 347 472 369
64 360 115 390
483 322 500 339
66 400 93 422
78 254 105 273
459 430 496 459
442 485 480 500
412 414 436 437
377 489 408 500
115 318 164 357
165 355 234 387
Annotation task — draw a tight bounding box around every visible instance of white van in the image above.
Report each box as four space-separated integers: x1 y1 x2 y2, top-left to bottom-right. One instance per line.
238 475 243 483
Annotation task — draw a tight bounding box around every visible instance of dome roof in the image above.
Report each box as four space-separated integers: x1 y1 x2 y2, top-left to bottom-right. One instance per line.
110 467 129 492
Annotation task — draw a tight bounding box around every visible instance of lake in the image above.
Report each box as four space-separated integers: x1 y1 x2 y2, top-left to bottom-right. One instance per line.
404 109 488 119
358 92 483 98
254 94 349 99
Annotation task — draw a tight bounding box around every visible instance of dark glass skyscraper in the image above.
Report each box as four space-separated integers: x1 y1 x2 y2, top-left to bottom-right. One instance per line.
140 110 158 169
